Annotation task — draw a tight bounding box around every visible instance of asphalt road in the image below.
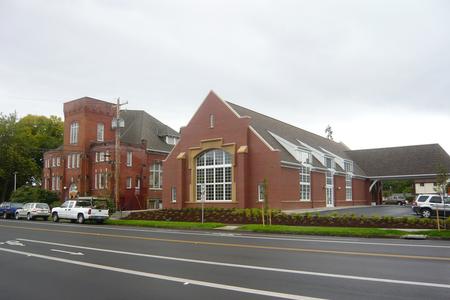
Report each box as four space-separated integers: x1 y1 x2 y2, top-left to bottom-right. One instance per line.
0 219 449 300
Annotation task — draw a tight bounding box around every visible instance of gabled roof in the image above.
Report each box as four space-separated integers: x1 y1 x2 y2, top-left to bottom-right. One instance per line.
225 101 367 175
120 110 179 153
346 144 450 178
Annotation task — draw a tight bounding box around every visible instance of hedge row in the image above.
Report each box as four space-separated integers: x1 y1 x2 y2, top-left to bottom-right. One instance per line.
125 208 450 229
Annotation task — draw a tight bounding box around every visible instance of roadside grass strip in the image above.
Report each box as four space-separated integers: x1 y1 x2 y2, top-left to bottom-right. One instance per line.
240 224 450 239
106 219 224 230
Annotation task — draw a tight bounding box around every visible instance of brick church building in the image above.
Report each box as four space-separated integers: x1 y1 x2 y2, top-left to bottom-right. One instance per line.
162 91 450 210
43 97 179 210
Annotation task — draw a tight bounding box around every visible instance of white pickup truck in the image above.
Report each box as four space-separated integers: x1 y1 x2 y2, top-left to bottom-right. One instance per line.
51 198 109 224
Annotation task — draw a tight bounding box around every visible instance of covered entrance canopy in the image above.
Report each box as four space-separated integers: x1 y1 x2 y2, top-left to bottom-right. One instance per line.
347 144 450 204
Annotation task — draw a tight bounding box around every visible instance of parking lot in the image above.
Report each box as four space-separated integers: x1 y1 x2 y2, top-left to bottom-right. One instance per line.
316 205 417 217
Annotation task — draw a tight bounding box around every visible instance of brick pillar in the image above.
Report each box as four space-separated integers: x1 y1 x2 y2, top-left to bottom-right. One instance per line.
236 147 248 208
177 156 186 209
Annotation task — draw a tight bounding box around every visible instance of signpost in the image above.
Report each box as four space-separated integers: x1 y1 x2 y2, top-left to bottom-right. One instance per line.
200 184 206 223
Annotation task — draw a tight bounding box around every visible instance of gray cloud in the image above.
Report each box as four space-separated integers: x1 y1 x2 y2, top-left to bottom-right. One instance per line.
1 0 449 153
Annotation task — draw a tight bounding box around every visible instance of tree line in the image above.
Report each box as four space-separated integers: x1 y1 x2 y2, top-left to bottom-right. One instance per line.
0 113 63 202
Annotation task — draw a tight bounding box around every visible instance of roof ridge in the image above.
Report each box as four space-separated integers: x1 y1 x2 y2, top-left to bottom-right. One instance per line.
348 143 440 152
225 100 346 147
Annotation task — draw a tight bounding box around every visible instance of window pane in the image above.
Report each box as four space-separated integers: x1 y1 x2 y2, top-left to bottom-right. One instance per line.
225 167 231 183
215 184 224 200
197 154 204 166
206 185 214 200
225 184 232 200
224 152 231 164
215 150 223 165
196 168 204 184
215 168 224 183
205 169 214 183
205 151 214 166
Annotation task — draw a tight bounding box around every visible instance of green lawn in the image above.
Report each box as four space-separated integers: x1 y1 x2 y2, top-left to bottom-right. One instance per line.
106 219 224 230
240 224 450 239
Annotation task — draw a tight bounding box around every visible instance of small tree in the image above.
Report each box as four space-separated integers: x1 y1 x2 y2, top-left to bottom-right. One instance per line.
10 186 59 205
435 166 449 229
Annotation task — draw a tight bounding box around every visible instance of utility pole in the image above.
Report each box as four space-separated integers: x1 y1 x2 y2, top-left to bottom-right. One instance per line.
13 172 17 191
113 98 127 212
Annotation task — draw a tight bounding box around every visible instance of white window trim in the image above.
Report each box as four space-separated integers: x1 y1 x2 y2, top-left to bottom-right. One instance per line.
149 162 162 190
126 151 132 167
97 123 104 142
70 122 79 144
171 186 176 203
300 165 311 201
126 177 132 189
257 183 265 202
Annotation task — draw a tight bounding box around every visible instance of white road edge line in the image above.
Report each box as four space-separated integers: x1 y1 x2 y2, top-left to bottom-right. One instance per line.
0 247 322 300
4 220 450 249
17 238 450 289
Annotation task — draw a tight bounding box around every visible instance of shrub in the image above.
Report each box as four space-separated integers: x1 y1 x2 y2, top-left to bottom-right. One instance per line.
10 186 59 205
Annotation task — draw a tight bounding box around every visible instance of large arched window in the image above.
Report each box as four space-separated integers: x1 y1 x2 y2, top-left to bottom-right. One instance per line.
196 149 232 201
70 122 79 144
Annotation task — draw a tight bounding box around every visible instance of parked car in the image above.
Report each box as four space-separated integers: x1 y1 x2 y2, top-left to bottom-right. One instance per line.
382 195 408 205
0 202 24 219
51 198 109 224
412 194 450 218
15 203 51 221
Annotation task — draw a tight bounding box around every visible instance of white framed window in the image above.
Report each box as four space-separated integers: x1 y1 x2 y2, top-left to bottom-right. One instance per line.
196 149 232 201
135 177 141 190
51 157 55 167
67 155 71 168
70 121 79 144
346 174 352 201
94 170 98 189
76 154 80 168
126 151 132 167
97 123 104 142
71 154 76 169
99 152 105 162
325 156 334 169
56 157 60 166
126 177 132 189
95 152 99 163
150 162 162 189
258 183 265 202
300 166 311 201
344 161 353 173
171 187 176 203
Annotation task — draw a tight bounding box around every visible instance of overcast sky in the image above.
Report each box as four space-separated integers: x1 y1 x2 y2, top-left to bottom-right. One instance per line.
1 0 449 153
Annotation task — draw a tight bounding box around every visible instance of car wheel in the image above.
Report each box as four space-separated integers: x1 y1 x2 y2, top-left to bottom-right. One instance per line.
52 213 59 222
397 201 403 206
421 208 432 218
15 212 20 220
27 213 33 221
2 212 7 219
77 214 85 224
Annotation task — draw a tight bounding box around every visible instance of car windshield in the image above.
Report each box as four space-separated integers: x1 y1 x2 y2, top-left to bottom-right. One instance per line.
417 196 429 202
76 201 92 208
36 203 49 209
93 200 108 209
11 203 23 208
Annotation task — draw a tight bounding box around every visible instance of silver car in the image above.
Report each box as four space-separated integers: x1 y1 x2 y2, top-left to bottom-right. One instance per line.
15 203 51 221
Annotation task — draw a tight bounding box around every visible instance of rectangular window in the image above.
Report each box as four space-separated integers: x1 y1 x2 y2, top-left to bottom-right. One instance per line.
99 152 105 162
150 162 162 189
95 152 99 163
126 177 132 189
70 122 79 144
344 161 353 173
300 166 311 201
258 183 265 202
51 157 55 167
136 177 141 190
325 157 333 169
94 171 98 189
127 151 132 167
346 174 352 201
71 154 76 169
97 123 104 142
171 187 176 203
67 155 71 168
76 154 80 168
56 157 60 166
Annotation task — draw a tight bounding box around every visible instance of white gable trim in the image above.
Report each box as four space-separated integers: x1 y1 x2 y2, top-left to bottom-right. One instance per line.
296 139 326 167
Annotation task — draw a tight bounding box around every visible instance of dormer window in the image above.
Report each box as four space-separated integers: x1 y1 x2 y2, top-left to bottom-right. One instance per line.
165 136 179 145
325 157 334 169
297 149 312 165
344 161 353 173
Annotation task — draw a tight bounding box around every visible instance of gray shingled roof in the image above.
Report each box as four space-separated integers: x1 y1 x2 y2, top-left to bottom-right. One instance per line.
120 110 179 153
226 101 367 176
347 144 450 177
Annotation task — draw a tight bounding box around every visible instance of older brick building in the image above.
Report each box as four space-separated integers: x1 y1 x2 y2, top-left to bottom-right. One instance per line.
43 97 179 210
162 91 450 210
